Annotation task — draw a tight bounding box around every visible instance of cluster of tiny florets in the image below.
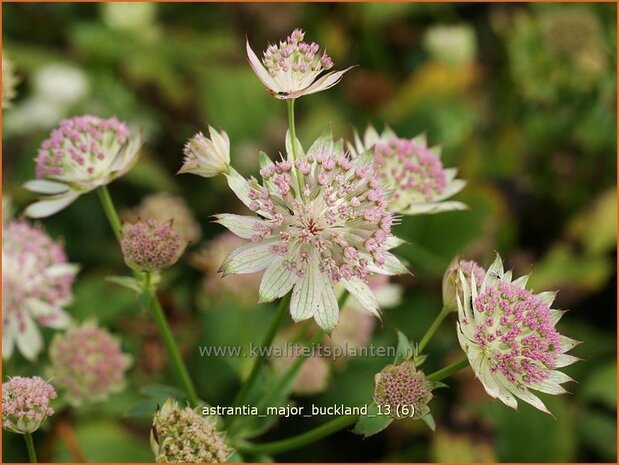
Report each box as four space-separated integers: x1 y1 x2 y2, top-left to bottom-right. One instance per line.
2 376 57 434
48 322 131 405
252 152 394 283
3 220 76 360
262 28 333 79
121 219 185 272
151 398 232 463
373 360 433 419
472 281 560 385
35 115 130 180
374 138 447 204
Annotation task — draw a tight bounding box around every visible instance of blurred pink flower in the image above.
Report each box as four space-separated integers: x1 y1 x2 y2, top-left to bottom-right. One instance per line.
25 115 141 218
48 321 131 405
2 220 78 360
2 376 57 433
350 126 466 215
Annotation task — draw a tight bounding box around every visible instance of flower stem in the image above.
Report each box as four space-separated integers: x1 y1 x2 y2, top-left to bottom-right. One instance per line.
427 356 470 382
287 99 297 162
96 187 200 406
286 98 304 198
96 186 122 241
24 432 37 463
236 414 357 456
418 306 451 353
228 294 290 416
145 283 200 407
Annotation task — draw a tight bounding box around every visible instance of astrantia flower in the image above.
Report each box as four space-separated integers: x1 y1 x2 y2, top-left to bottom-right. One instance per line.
456 254 580 414
350 126 466 215
215 132 408 332
120 219 186 272
2 53 18 109
178 126 230 178
3 220 78 360
373 359 433 420
2 376 56 434
442 257 486 311
25 115 141 218
247 28 353 100
123 193 202 244
48 321 131 406
151 397 232 463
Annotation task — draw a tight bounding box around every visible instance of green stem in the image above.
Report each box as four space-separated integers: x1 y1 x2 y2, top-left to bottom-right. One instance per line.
96 187 199 406
427 356 469 382
228 295 290 414
97 186 122 241
286 99 297 162
418 306 451 353
24 433 37 463
146 284 200 406
236 414 357 456
286 98 305 198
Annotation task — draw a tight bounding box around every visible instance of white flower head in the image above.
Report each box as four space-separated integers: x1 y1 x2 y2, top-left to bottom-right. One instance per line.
215 132 409 333
350 125 467 215
151 397 232 463
179 125 230 178
25 115 142 218
456 253 580 414
2 220 78 360
3 376 57 434
247 28 354 100
442 256 486 312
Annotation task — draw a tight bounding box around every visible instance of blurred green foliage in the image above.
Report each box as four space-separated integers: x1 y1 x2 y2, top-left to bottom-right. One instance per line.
2 2 617 463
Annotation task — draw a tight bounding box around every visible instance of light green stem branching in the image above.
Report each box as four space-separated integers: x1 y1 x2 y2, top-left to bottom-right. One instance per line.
418 306 451 353
427 356 470 382
96 186 200 406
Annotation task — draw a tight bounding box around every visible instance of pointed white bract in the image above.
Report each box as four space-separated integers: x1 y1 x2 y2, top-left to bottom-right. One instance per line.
25 115 142 218
350 125 467 215
442 256 486 311
247 28 353 100
217 132 408 332
2 221 78 360
179 126 230 178
456 253 579 414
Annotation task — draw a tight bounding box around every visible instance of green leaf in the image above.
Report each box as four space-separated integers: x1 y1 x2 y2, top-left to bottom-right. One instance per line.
353 403 393 438
394 330 413 364
421 413 436 431
106 275 143 294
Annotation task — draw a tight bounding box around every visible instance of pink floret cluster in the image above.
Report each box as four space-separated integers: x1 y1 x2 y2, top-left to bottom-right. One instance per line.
474 281 561 385
374 138 447 202
262 28 334 77
2 376 56 433
121 219 184 272
36 115 129 179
